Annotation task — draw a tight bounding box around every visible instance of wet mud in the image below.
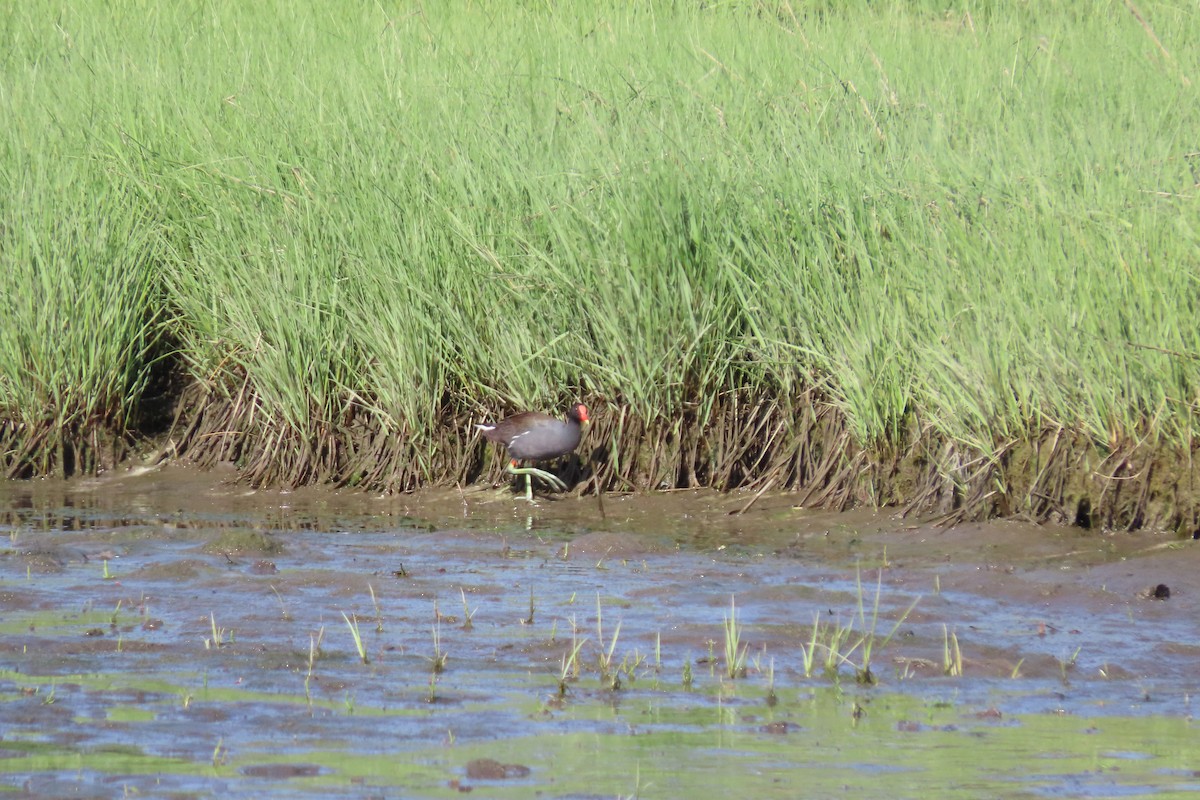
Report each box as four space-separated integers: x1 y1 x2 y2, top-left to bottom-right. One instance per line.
0 465 1198 798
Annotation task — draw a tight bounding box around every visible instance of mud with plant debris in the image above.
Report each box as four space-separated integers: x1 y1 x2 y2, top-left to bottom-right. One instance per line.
1 465 1198 799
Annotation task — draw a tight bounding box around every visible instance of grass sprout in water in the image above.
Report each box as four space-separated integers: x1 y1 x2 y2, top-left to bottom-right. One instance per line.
343 612 368 664
723 595 749 679
797 569 918 683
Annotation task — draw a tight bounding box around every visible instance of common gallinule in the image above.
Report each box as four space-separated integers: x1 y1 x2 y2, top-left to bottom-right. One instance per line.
476 403 589 501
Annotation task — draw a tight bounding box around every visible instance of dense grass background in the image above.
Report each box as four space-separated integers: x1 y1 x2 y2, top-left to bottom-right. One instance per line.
2 1 1198 514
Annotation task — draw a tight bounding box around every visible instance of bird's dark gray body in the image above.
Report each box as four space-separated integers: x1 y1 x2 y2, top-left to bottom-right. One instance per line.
476 404 587 462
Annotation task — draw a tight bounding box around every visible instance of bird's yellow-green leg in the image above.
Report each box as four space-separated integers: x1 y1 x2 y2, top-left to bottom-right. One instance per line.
506 460 567 501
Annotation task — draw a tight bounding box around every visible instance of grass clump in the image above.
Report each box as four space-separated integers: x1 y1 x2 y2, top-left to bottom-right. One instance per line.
723 596 750 679
800 569 918 683
0 161 161 478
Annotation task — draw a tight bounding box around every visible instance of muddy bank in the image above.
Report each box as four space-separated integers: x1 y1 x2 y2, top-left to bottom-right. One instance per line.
36 389 1199 536
6 365 1200 531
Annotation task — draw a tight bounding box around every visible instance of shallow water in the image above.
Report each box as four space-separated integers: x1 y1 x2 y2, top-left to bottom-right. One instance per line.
1 466 1198 798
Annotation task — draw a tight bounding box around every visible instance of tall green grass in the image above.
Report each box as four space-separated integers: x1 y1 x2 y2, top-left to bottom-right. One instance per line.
0 157 160 475
2 1 1198 500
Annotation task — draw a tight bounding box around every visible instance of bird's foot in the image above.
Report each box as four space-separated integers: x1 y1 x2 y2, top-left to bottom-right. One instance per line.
507 465 568 493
